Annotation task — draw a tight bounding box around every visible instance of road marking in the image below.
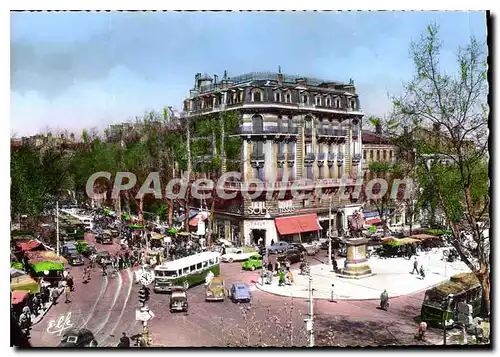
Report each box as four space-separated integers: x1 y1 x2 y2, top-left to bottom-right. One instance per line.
99 269 133 346
93 267 123 337
80 274 108 329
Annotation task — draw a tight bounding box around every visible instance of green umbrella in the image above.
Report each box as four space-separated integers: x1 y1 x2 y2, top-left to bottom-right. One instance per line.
167 228 178 234
104 208 111 216
31 261 65 273
129 224 144 230
122 214 131 221
368 225 377 233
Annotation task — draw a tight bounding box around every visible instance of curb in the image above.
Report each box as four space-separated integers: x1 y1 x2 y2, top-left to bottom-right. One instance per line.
31 301 54 326
255 276 446 302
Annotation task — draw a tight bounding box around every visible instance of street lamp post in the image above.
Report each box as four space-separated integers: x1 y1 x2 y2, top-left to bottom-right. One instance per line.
443 293 454 345
328 196 333 268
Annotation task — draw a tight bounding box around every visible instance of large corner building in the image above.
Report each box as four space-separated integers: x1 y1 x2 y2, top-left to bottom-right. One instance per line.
183 71 365 246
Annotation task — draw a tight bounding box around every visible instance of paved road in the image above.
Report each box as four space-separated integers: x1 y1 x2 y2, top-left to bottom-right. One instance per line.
29 241 442 347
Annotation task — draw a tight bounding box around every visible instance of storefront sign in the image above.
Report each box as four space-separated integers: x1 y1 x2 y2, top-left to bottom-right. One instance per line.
247 220 267 229
278 200 295 214
247 201 268 215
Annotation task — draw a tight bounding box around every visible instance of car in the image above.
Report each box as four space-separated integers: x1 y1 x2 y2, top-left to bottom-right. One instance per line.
58 328 98 347
95 233 113 245
62 243 78 259
277 248 305 265
221 249 256 263
241 254 263 271
96 251 112 265
266 241 291 254
289 243 307 254
229 283 252 303
170 289 188 312
205 277 226 302
67 253 85 266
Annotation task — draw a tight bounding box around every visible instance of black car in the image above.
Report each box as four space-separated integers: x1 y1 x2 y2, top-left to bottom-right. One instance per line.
277 248 304 264
58 328 98 347
67 253 84 266
95 234 113 245
289 243 307 255
169 289 188 313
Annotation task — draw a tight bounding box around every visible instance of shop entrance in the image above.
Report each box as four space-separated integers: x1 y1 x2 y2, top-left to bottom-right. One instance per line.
251 229 266 246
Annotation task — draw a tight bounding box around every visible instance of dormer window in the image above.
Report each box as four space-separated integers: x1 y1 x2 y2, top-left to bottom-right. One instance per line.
274 92 281 102
315 96 321 106
325 97 331 107
351 99 356 110
302 94 309 104
285 92 291 103
335 98 341 108
252 89 263 102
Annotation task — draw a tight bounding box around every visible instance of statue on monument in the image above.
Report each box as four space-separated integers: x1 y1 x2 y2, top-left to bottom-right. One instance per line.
347 211 364 239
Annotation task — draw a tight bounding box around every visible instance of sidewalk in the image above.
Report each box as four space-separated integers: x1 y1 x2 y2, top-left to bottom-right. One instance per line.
31 300 54 325
256 249 470 300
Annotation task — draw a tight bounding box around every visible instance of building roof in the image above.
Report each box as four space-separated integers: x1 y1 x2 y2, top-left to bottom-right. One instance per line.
361 130 390 144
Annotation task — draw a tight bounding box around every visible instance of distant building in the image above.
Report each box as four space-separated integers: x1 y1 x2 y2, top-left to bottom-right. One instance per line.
184 70 364 245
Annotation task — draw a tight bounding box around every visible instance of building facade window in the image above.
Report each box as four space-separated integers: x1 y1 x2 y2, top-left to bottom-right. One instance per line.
325 96 331 107
252 89 263 102
285 92 291 103
277 115 283 131
363 150 367 160
252 115 264 133
307 166 314 180
335 98 341 108
383 150 386 161
302 94 309 104
376 150 380 161
305 115 313 130
315 96 321 106
274 92 281 102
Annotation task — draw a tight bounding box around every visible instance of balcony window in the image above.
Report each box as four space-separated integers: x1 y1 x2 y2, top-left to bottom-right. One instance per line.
274 92 281 102
278 142 285 155
335 99 341 108
302 94 309 104
319 166 324 179
252 115 264 133
305 143 313 155
315 96 321 106
285 93 291 103
305 116 313 129
252 90 262 102
325 97 331 107
307 167 314 180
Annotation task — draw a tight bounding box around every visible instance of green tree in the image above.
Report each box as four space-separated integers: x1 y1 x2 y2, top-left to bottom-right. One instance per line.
391 24 490 314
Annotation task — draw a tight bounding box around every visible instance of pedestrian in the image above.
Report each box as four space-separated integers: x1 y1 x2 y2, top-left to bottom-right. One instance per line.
65 284 71 303
257 237 263 247
50 287 59 305
407 245 412 259
332 258 339 273
411 257 419 274
285 259 291 271
380 289 389 311
278 269 285 287
30 294 40 316
419 265 426 279
418 321 427 341
118 332 131 347
271 239 275 246
82 266 89 283
66 274 74 292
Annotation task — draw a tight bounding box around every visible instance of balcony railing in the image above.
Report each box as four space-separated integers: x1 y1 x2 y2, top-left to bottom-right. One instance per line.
277 153 285 161
304 127 313 136
286 153 295 161
317 128 348 137
305 153 316 161
317 153 326 160
327 153 336 161
222 178 358 190
352 153 362 162
250 153 265 161
337 153 345 161
235 126 299 135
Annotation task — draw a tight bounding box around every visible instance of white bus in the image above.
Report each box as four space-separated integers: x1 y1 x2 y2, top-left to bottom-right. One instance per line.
154 251 221 293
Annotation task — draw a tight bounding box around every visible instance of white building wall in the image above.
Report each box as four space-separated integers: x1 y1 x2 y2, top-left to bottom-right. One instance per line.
243 219 278 246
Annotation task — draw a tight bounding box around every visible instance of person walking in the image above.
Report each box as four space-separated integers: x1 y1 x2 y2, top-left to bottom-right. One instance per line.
380 289 389 311
64 284 71 304
50 286 59 305
118 332 131 347
411 257 419 274
66 274 74 292
278 269 285 287
418 321 427 341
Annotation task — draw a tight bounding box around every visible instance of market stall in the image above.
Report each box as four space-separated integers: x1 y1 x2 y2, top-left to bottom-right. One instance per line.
11 275 40 295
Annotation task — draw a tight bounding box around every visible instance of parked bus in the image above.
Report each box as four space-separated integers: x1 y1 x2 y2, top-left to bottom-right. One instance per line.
420 273 482 328
154 251 221 293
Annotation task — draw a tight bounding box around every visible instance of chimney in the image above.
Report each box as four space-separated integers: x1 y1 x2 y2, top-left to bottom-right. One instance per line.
375 123 382 135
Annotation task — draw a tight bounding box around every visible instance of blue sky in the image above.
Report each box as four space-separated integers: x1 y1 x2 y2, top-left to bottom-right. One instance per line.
10 11 487 136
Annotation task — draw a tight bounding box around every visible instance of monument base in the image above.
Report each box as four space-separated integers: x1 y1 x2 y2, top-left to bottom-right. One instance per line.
338 238 373 279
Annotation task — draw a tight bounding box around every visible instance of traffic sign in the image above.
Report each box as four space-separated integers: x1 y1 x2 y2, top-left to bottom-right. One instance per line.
135 308 155 322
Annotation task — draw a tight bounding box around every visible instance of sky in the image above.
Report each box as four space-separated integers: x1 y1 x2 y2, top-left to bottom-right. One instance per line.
10 11 487 137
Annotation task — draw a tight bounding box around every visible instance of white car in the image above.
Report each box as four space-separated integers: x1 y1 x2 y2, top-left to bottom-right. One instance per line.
221 249 256 263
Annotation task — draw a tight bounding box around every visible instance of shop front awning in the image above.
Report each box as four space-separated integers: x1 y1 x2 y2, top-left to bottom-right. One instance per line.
364 217 382 226
275 214 321 235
